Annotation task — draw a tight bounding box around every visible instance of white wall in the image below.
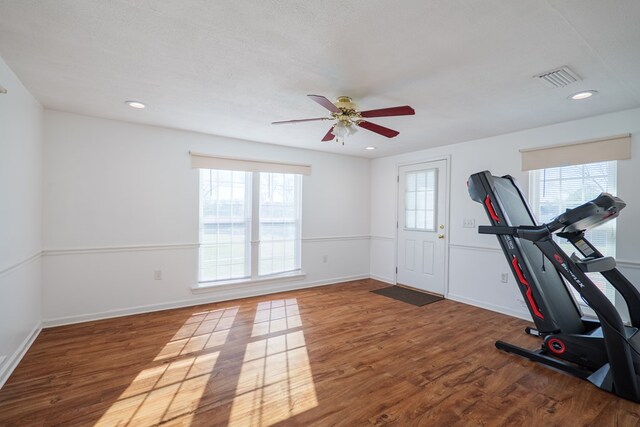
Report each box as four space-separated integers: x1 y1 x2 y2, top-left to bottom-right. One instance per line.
42 111 371 324
0 57 43 387
371 107 640 320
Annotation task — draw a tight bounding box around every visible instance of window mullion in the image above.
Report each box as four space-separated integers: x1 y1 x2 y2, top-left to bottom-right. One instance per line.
296 175 302 270
251 172 260 279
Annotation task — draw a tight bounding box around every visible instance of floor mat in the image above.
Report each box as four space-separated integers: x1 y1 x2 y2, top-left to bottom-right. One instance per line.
370 286 443 306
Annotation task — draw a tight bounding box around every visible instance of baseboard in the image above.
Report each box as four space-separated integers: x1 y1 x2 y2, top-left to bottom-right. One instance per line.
447 293 532 321
0 322 42 390
369 274 394 285
42 274 370 328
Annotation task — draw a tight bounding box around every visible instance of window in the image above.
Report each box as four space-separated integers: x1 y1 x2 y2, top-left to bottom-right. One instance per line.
404 169 437 231
199 170 251 281
259 173 301 276
199 169 302 283
530 161 617 302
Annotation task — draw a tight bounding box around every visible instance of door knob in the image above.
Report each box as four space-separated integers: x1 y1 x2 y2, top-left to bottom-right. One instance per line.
439 224 445 229
438 234 445 239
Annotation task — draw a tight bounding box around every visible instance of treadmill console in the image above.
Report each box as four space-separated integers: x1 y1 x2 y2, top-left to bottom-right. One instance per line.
551 193 625 233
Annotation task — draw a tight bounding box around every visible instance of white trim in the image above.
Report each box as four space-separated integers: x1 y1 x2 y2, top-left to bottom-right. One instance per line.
193 271 306 293
42 243 199 256
370 236 394 242
0 251 42 278
618 260 640 270
42 274 369 328
450 244 640 269
394 155 452 294
447 293 532 322
449 243 502 254
302 235 370 242
0 323 42 390
370 274 394 285
42 238 372 257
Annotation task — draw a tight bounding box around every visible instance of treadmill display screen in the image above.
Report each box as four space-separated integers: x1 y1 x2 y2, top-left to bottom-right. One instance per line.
493 178 535 227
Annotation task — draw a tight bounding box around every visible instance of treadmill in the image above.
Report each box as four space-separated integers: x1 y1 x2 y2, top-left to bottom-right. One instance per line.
468 170 640 402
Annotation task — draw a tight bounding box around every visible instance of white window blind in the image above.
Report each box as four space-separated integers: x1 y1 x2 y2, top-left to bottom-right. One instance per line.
530 161 617 303
520 134 630 171
190 152 311 175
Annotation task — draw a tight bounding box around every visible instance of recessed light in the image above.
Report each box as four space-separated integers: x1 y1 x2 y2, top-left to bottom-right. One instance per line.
365 146 376 150
125 100 146 109
569 90 598 100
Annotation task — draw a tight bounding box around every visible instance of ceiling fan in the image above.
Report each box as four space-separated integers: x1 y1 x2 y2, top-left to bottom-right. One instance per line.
272 95 415 143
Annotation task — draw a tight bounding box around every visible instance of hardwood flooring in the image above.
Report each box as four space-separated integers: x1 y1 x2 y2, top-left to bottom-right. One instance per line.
0 279 639 426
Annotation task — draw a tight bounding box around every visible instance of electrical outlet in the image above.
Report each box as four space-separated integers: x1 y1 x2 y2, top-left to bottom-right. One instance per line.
462 218 476 228
154 270 162 280
322 255 328 263
501 273 509 283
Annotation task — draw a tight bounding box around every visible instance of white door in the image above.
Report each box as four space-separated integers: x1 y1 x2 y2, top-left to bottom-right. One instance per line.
396 160 447 295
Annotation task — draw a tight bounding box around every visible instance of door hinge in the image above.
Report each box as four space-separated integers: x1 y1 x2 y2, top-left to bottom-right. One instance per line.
396 267 398 274
396 221 399 228
397 175 399 183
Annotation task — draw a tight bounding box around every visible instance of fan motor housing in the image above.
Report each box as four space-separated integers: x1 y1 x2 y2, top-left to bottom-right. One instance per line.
335 96 357 112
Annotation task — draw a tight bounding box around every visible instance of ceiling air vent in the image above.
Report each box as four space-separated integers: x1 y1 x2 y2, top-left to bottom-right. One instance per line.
535 66 581 88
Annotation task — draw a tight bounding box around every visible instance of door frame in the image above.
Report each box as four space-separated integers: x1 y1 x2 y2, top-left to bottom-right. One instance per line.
394 155 451 297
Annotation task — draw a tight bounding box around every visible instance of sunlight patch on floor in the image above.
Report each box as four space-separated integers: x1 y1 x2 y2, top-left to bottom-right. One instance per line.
229 299 318 427
95 307 237 426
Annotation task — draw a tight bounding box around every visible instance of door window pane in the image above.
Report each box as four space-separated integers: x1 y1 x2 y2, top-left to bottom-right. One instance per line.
405 169 437 231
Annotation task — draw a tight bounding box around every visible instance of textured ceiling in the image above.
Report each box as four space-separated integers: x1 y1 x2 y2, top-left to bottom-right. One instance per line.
1 0 639 158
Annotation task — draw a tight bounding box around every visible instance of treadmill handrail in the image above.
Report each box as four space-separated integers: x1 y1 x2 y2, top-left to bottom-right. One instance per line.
478 225 552 242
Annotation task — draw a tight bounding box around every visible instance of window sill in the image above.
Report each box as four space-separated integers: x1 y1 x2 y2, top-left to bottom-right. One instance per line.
191 270 307 294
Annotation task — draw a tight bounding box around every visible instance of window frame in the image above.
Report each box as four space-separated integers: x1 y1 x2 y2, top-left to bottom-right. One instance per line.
528 161 625 317
256 172 303 278
198 169 303 285
403 168 438 232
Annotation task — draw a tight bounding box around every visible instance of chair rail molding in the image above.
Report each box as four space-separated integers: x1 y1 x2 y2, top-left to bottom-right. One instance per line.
0 251 42 278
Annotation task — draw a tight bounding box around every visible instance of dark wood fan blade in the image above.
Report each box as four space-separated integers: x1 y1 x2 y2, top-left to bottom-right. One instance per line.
308 95 340 113
272 117 328 125
359 105 415 118
321 127 335 142
356 120 400 138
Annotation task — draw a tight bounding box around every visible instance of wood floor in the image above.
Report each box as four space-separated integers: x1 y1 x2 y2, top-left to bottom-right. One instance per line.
1 279 639 426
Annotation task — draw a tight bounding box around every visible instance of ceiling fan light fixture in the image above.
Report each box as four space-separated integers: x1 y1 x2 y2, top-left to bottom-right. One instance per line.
333 121 349 138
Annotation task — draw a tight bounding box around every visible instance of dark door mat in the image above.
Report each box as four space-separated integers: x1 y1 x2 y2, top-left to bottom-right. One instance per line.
371 286 444 306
